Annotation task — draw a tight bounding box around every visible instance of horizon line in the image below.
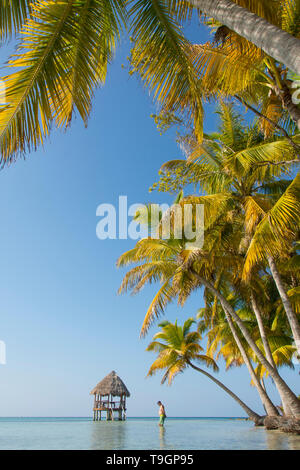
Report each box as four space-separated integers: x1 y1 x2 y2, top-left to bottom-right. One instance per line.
0 416 247 419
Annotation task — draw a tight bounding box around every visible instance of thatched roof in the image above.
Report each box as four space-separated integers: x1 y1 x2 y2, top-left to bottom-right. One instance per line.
90 371 130 397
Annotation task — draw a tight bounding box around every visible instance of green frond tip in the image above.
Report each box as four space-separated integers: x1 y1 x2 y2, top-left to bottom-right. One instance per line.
129 0 204 140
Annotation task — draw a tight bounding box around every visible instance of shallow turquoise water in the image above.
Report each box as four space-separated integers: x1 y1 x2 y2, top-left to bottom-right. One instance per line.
0 417 299 450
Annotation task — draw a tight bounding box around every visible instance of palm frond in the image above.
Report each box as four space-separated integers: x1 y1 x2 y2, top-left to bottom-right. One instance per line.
0 0 126 164
243 173 300 277
129 0 204 139
141 278 176 336
227 138 299 175
281 0 300 37
190 41 263 98
195 354 219 372
0 0 36 40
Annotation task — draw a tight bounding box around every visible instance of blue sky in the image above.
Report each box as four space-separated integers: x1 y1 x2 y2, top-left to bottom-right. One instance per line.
0 19 298 418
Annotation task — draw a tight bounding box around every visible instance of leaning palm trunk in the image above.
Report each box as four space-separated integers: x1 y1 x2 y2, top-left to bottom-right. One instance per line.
191 269 300 418
268 256 300 356
186 359 261 423
223 306 279 416
250 294 277 368
250 293 293 416
188 0 300 74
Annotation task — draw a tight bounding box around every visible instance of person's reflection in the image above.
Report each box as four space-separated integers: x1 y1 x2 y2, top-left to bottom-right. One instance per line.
90 421 126 450
159 425 166 449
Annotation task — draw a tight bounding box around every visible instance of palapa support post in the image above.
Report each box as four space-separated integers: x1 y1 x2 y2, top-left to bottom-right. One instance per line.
90 371 130 422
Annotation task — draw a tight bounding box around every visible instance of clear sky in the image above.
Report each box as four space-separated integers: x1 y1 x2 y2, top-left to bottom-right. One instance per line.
0 19 298 418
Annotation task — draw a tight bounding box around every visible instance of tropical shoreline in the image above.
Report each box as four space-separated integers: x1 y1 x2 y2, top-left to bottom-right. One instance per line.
0 417 299 450
0 1 299 451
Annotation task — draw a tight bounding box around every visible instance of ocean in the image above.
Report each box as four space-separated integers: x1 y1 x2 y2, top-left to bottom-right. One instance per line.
0 417 299 450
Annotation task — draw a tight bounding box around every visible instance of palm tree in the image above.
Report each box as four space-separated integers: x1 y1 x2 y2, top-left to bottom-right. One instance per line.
184 0 300 131
1 0 300 162
189 264 300 418
198 279 296 415
0 0 128 162
143 1 300 132
118 105 300 417
154 103 300 353
160 104 300 414
117 233 300 417
146 317 262 423
0 0 203 162
186 0 300 75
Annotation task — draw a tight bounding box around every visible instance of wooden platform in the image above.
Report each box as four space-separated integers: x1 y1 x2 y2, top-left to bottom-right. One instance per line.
93 407 124 412
93 406 126 421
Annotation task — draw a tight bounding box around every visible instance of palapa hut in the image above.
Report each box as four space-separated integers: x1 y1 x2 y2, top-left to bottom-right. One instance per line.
90 371 130 421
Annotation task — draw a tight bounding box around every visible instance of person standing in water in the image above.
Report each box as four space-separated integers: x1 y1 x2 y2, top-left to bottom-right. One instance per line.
157 401 166 427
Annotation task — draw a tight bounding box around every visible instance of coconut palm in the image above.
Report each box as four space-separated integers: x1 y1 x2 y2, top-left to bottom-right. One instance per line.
159 104 299 413
189 0 300 132
1 0 300 163
154 103 300 354
0 0 208 162
197 278 296 414
117 230 300 417
118 105 300 417
146 317 262 422
186 0 300 75
144 0 300 133
189 257 300 418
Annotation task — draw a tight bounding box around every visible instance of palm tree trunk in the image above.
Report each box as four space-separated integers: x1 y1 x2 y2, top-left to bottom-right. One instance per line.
190 269 300 418
268 256 300 356
223 306 279 416
188 0 300 74
260 378 267 414
250 293 292 416
186 359 261 423
250 294 276 368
